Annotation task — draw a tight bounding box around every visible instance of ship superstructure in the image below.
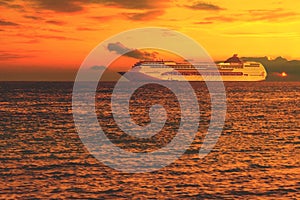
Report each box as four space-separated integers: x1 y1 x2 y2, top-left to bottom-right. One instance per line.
121 55 267 81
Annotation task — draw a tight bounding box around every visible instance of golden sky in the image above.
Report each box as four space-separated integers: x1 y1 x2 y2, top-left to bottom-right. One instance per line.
1 0 299 80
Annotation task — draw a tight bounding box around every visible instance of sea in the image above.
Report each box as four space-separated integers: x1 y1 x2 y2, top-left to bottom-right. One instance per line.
0 81 299 199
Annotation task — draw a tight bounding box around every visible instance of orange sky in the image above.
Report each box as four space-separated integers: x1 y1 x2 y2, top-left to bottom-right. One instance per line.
1 0 300 80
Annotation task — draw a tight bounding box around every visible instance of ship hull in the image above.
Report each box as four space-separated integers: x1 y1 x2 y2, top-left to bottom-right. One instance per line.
120 72 266 82
120 69 267 82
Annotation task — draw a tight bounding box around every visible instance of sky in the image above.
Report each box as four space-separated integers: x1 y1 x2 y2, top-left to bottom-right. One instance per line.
0 0 300 80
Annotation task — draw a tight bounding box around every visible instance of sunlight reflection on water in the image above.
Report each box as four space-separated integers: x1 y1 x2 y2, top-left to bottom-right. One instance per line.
0 82 299 199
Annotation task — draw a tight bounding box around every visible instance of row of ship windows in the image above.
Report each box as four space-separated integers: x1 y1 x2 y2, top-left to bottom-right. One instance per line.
145 64 260 68
149 65 252 69
219 65 243 69
162 72 244 76
244 65 260 67
149 65 194 68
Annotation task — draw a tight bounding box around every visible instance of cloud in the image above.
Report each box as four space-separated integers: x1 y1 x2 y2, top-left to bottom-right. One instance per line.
126 10 164 21
28 0 84 12
186 2 224 11
222 31 300 38
0 1 8 6
0 19 19 26
91 11 165 22
0 1 23 10
194 21 213 24
91 15 117 21
90 65 106 70
40 28 64 33
107 42 159 59
14 33 80 41
35 35 80 40
17 39 40 44
0 52 32 60
25 0 170 12
247 9 298 22
77 27 100 31
107 42 131 54
23 15 44 20
91 0 168 9
7 4 23 9
161 29 178 37
195 9 298 24
45 20 66 25
126 51 159 60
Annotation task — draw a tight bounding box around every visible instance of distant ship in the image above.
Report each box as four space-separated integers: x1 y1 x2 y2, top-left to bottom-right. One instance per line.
119 54 267 81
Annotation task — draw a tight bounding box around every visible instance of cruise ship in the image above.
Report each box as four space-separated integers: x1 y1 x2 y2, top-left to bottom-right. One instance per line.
120 55 267 81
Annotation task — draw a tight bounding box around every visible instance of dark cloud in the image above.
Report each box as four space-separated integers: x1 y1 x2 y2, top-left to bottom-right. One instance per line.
107 42 159 60
90 65 106 70
125 50 158 60
0 1 23 9
41 28 64 33
91 15 117 21
0 20 19 26
23 15 44 20
91 0 167 9
186 2 224 11
45 20 66 25
107 42 131 54
126 10 164 21
0 1 8 6
8 4 23 9
77 27 99 31
28 0 84 12
24 0 170 13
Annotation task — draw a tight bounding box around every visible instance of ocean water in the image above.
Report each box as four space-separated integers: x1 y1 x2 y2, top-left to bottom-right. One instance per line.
0 81 299 199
